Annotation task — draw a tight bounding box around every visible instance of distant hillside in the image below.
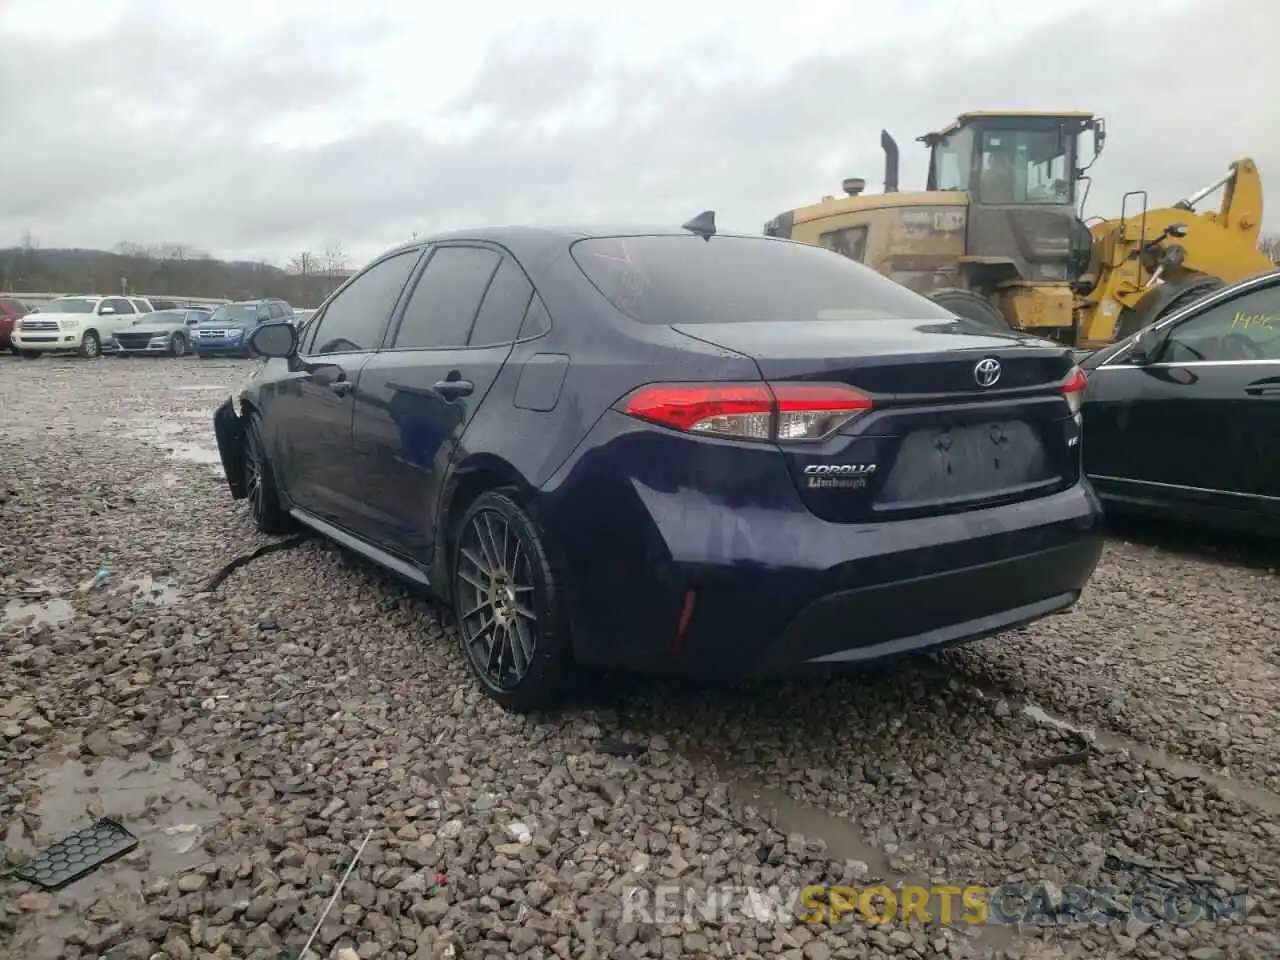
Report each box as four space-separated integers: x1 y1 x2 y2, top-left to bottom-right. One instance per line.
0 244 350 308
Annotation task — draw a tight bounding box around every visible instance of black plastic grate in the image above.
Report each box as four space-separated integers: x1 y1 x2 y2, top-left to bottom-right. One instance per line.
14 817 139 891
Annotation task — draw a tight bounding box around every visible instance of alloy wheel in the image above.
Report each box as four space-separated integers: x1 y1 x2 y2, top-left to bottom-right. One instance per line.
455 509 539 691
245 428 264 518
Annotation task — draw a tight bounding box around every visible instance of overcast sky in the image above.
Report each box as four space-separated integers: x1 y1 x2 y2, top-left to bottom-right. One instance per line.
2 0 1276 268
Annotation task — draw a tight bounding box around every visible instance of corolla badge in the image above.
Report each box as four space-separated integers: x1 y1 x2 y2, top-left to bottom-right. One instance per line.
974 357 1002 388
803 463 877 490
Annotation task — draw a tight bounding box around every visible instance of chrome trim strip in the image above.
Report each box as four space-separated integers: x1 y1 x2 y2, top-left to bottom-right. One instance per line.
1089 474 1280 503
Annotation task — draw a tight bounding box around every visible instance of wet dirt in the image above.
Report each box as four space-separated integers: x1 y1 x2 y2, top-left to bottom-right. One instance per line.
2 597 75 628
693 754 1019 952
5 742 219 959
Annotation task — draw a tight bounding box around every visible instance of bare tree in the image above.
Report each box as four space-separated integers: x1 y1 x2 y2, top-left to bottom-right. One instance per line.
19 229 39 251
114 241 155 260
1260 234 1280 264
290 251 316 305
320 241 347 277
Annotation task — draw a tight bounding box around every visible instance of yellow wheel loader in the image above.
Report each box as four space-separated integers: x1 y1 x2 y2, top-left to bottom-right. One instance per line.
764 111 1272 349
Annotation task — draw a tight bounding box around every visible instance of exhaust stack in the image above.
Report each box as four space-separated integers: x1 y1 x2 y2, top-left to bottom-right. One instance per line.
881 130 899 193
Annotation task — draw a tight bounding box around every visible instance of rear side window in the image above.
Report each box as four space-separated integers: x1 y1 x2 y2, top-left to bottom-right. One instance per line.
570 235 952 324
469 257 534 347
395 246 502 350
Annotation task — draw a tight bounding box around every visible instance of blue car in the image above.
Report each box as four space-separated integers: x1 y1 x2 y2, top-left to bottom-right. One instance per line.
192 299 294 357
212 220 1104 710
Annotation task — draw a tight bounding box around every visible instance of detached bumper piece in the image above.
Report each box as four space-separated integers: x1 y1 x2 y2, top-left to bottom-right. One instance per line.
213 398 248 498
15 817 138 891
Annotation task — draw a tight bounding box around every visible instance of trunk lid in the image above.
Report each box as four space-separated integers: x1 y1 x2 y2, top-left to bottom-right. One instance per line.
673 318 1081 522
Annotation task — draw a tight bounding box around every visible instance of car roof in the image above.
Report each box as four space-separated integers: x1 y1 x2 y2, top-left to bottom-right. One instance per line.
378 225 785 261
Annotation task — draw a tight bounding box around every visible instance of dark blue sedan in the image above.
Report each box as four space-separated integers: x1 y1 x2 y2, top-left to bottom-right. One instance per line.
213 221 1104 710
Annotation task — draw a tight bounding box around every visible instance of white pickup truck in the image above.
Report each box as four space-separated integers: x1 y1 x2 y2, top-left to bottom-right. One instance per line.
11 295 156 358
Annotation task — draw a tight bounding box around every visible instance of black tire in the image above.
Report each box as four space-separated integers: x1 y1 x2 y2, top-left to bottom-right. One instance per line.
244 414 294 534
7 344 17 356
928 288 1012 330
77 330 101 359
168 333 187 358
1114 279 1226 341
450 490 569 711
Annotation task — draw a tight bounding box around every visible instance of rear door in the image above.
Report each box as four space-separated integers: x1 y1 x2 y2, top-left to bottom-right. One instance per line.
269 249 422 527
1085 276 1280 514
350 243 532 557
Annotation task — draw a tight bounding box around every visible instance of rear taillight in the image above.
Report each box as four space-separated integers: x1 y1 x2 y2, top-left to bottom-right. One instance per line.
620 382 873 442
1062 366 1087 415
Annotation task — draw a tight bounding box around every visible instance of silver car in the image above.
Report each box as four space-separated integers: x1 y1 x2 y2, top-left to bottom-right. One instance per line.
107 308 212 357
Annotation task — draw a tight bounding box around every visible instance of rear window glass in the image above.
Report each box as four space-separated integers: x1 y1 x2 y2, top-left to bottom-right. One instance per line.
570 235 952 324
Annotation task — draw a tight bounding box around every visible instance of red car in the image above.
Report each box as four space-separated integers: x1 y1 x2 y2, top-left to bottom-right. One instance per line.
0 298 31 353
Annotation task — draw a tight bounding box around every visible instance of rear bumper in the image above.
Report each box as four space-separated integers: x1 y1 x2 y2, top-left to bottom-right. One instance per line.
540 414 1104 677
751 538 1097 673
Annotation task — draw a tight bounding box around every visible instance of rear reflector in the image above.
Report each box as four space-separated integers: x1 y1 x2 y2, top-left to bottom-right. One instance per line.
620 382 873 442
1061 366 1087 415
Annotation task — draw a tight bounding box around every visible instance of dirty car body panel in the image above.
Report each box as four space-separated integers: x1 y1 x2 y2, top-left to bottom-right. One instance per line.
215 226 1104 681
1081 269 1280 534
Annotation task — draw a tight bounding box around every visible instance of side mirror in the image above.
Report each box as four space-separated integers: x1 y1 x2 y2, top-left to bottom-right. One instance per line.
248 321 298 359
99 306 116 315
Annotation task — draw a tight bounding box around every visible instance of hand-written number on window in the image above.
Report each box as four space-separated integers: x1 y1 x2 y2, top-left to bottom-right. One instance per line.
1232 312 1276 329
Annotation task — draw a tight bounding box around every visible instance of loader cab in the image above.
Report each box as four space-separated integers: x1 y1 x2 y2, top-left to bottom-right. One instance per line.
921 112 1099 286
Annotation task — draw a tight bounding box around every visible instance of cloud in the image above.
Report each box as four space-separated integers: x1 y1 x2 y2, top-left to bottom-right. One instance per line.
1 0 1275 266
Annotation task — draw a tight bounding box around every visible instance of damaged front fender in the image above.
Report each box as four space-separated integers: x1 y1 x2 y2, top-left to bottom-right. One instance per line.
213 398 248 499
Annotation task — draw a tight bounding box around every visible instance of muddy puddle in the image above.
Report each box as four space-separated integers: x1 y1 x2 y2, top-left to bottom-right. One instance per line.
2 597 75 628
123 420 222 467
6 742 219 958
698 764 1018 951
1015 698 1280 816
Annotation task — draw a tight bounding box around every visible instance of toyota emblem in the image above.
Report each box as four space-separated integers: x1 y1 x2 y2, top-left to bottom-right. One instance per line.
974 357 1002 388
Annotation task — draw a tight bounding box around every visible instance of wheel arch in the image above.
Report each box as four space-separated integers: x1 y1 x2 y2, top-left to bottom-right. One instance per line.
432 453 535 598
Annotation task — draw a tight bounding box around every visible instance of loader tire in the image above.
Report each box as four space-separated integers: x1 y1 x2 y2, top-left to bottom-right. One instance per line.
1114 278 1225 342
928 288 1012 330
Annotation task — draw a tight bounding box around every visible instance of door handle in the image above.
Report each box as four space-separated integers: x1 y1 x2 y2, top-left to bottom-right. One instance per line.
1245 385 1280 396
434 378 474 398
329 380 354 396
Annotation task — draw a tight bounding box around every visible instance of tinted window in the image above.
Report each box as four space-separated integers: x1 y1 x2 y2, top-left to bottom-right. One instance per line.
1159 284 1280 363
267 302 286 318
519 295 551 339
818 226 868 263
571 235 951 325
104 298 134 314
395 246 502 350
310 250 419 355
469 257 533 346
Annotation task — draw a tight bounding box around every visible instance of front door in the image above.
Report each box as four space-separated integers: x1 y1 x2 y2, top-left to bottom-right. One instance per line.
1085 277 1280 513
271 248 422 528
350 244 535 557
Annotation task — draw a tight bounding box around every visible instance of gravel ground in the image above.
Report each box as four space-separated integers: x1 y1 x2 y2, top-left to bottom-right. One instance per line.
1 354 1278 960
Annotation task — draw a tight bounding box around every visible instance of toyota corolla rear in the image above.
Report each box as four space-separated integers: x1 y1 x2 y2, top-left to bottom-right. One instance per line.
538 233 1104 677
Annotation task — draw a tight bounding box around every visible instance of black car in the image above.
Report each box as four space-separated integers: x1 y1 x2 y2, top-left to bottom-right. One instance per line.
213 222 1104 710
1081 268 1280 533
